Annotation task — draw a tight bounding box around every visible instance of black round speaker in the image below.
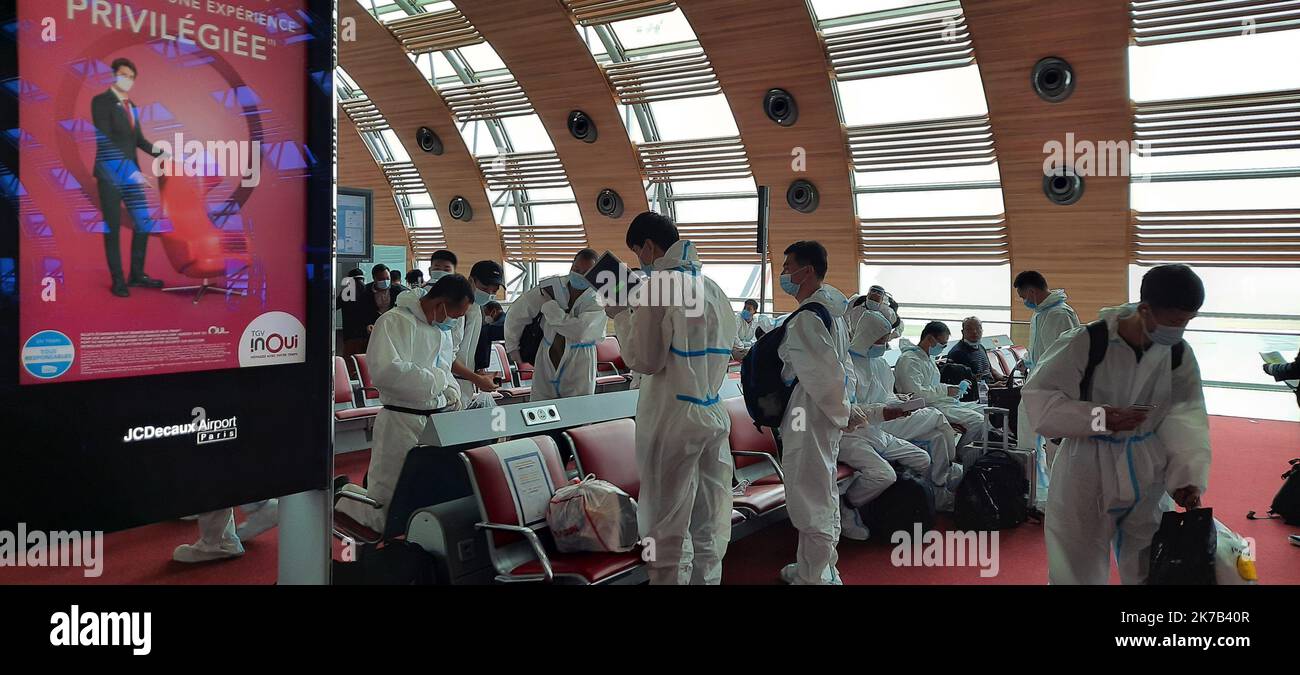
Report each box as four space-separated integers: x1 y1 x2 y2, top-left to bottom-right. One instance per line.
596 188 624 218
448 196 473 221
786 179 819 213
416 126 443 155
1042 169 1084 206
568 110 597 143
764 88 798 126
1031 57 1075 103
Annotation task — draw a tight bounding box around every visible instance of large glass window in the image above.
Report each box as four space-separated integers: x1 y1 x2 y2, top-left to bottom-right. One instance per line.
1127 7 1300 420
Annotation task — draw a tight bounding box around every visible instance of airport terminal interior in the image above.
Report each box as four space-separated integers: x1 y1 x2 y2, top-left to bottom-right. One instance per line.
7 0 1300 587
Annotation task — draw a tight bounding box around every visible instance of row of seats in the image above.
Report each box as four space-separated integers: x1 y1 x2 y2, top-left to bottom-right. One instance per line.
457 395 854 584
483 336 635 401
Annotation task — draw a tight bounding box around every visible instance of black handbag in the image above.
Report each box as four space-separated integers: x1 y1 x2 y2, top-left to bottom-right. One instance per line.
1147 507 1217 585
517 286 554 365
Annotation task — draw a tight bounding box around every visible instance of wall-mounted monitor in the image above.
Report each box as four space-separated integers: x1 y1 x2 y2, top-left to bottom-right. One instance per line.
337 187 373 261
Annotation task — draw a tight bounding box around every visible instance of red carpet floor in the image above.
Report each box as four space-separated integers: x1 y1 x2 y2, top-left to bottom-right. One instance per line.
4 416 1297 585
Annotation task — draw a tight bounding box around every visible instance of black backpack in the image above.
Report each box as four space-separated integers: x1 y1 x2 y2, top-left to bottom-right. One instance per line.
517 286 555 365
1079 320 1185 399
861 469 936 540
940 361 978 402
740 302 831 429
1247 458 1300 524
953 449 1029 530
1147 507 1217 585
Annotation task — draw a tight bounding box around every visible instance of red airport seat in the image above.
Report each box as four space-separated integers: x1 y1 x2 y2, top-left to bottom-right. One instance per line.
334 356 379 422
462 436 644 584
723 397 788 516
491 343 531 399
350 354 382 404
565 419 747 530
595 336 631 379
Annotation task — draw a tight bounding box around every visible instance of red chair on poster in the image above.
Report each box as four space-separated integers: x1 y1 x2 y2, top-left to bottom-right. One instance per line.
157 170 251 303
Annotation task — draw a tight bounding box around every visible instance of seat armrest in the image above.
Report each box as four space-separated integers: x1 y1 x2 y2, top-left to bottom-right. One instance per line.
732 450 785 482
475 522 554 583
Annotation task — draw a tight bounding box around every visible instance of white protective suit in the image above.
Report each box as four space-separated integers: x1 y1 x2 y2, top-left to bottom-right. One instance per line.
1017 288 1081 509
337 289 459 533
778 284 856 584
612 240 736 585
842 310 963 509
504 275 606 401
734 312 774 348
451 301 483 403
846 294 903 342
895 338 991 454
1023 303 1210 585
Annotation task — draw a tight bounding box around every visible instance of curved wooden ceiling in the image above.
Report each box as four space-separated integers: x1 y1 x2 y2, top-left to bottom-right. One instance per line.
676 0 858 307
340 1 504 267
451 0 651 258
964 0 1132 325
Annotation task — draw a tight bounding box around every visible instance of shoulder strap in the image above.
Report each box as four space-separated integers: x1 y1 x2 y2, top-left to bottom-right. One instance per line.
784 302 832 332
1079 320 1109 400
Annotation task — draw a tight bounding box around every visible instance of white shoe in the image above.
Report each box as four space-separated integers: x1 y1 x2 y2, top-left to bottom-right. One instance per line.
839 503 870 541
180 514 200 521
236 499 279 541
829 566 844 585
779 562 798 585
172 539 244 563
780 562 840 585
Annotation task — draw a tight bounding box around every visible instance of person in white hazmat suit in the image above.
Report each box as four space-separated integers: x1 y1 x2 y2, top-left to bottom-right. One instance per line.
847 285 903 342
894 321 991 461
1023 264 1209 585
774 241 870 585
1013 270 1081 509
449 260 504 406
733 298 774 358
505 249 606 402
335 275 473 533
172 500 278 563
840 309 964 525
606 212 736 585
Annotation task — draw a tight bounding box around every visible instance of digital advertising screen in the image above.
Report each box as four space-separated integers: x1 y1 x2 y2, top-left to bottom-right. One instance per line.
0 0 335 532
15 0 312 385
336 186 371 260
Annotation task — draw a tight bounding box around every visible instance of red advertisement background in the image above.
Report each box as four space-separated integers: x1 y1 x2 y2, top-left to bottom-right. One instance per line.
17 0 308 384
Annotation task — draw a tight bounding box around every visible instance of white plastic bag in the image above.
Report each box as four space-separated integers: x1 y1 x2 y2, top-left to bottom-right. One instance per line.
546 475 639 553
1213 519 1258 585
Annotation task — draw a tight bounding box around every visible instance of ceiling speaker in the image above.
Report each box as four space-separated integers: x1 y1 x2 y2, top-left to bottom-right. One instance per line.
568 110 597 143
448 196 473 221
1042 169 1084 206
416 126 443 155
596 189 624 218
1032 57 1075 103
764 88 798 126
786 179 819 214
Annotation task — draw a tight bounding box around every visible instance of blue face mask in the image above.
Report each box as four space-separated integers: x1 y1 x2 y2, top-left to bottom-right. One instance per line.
568 271 590 291
1023 299 1038 311
473 289 492 306
1146 314 1186 346
867 344 888 359
740 310 753 322
375 280 390 290
427 270 449 285
928 343 946 357
779 274 798 296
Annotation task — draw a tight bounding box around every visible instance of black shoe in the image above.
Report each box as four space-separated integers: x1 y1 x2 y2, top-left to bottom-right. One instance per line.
127 274 164 289
111 280 130 297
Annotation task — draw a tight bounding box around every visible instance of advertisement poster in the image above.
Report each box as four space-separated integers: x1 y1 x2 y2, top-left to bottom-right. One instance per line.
16 0 311 384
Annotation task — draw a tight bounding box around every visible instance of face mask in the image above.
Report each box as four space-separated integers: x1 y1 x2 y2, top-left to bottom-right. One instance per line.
867 344 888 359
740 310 753 322
865 299 883 312
568 271 590 291
473 289 492 306
115 76 134 93
779 273 799 297
928 343 945 357
1146 314 1186 346
1023 299 1038 311
964 340 980 348
426 270 448 285
375 280 390 290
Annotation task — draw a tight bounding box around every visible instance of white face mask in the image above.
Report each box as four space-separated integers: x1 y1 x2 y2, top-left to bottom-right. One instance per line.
115 75 135 93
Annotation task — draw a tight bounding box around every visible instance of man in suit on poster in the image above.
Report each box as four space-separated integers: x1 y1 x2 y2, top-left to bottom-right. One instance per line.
91 57 166 298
